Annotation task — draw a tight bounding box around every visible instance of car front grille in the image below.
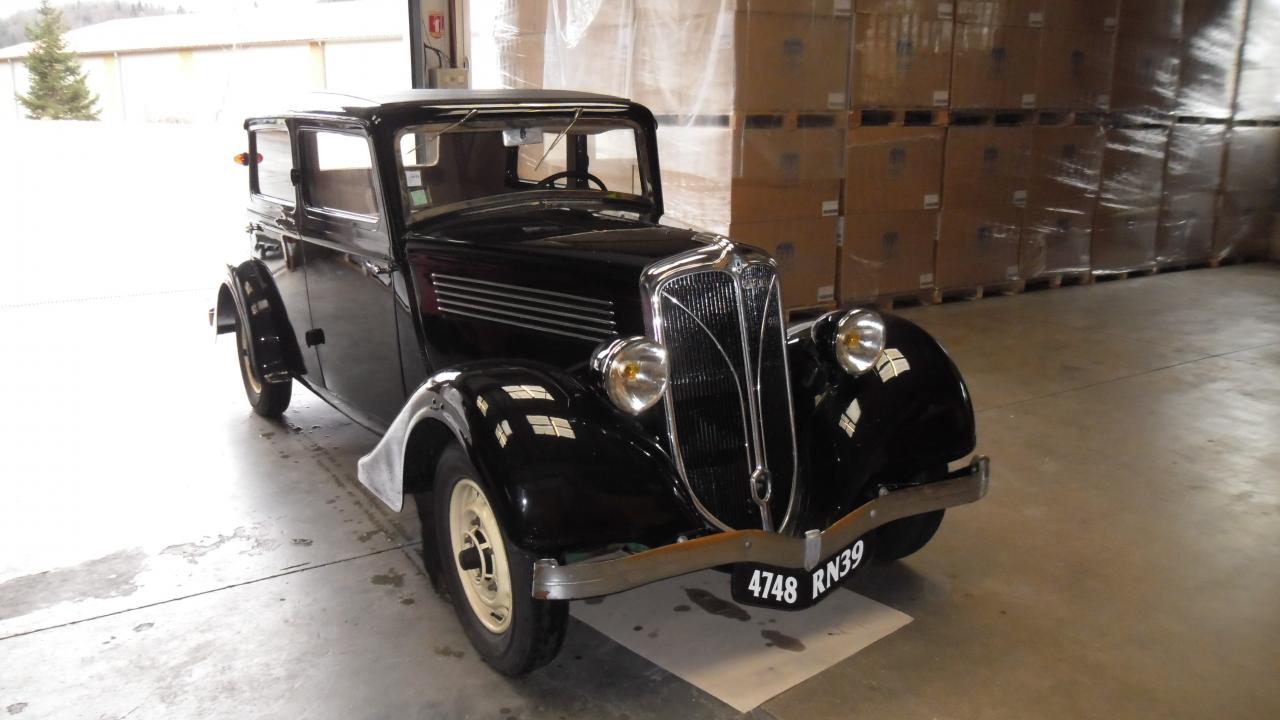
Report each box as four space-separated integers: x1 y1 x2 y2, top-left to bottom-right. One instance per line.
651 250 797 531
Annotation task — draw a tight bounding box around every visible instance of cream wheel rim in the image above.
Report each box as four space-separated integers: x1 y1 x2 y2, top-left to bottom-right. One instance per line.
448 478 513 634
238 324 262 394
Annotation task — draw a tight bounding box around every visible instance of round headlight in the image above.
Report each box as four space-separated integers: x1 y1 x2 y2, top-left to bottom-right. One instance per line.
593 337 669 414
833 309 885 375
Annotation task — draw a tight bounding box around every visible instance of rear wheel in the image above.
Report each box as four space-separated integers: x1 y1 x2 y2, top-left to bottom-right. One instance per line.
432 446 567 675
234 315 291 417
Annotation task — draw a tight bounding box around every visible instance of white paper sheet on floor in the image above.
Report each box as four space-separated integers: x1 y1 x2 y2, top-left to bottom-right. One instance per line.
571 569 912 713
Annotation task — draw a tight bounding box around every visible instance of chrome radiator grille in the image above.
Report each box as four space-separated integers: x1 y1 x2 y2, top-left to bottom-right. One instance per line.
652 253 797 531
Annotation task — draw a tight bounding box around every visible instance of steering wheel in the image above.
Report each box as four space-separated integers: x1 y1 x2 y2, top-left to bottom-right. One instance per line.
536 170 608 191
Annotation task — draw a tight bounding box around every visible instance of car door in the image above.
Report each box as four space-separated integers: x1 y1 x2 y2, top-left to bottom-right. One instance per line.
246 122 321 380
295 125 405 429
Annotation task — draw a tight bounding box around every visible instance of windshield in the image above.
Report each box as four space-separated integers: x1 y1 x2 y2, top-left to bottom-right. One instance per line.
394 113 652 221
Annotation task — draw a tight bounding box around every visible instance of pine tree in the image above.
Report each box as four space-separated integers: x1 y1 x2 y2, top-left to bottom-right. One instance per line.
17 1 100 120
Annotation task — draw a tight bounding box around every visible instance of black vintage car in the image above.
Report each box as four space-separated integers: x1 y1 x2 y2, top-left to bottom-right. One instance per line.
213 89 989 675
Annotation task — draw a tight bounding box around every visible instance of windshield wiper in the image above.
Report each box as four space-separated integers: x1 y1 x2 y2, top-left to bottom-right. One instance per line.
533 107 583 171
402 108 478 158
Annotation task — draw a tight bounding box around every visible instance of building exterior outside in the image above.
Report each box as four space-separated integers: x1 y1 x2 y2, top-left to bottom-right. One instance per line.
0 0 409 123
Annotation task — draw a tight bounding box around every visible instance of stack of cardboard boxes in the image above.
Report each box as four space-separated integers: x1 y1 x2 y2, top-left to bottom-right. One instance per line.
493 0 1277 308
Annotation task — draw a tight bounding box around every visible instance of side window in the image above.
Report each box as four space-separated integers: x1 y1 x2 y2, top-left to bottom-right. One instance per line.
301 130 380 219
252 128 295 203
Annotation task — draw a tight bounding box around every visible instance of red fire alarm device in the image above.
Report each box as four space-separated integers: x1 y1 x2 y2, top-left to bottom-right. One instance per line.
428 12 445 39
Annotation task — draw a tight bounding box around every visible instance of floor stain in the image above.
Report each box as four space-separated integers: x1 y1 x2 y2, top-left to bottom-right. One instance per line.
132 622 153 632
762 629 806 652
371 569 405 588
400 597 415 605
672 604 690 612
434 645 464 658
683 587 751 622
356 529 383 543
6 703 27 715
583 597 604 605
646 630 658 639
632 625 643 631
290 538 313 546
259 431 276 439
0 548 146 622
162 526 278 564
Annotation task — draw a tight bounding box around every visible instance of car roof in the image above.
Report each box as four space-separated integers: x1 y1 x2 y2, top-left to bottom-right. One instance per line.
251 89 636 125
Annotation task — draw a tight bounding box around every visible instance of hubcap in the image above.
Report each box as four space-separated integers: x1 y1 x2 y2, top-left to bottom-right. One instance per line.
448 478 512 634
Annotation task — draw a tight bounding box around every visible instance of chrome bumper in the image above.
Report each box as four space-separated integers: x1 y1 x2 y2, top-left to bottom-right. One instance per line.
531 456 990 600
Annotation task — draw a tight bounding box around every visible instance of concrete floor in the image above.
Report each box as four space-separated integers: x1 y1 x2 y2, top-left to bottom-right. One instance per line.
1 263 1278 719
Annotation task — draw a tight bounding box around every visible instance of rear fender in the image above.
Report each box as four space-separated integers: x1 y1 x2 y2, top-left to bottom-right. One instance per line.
787 313 977 530
215 261 304 383
357 363 702 553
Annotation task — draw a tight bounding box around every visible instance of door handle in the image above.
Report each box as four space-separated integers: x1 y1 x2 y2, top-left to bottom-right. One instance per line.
364 260 397 276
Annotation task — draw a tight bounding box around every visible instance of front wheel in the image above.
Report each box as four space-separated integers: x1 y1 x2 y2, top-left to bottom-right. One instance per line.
234 315 291 417
433 446 567 675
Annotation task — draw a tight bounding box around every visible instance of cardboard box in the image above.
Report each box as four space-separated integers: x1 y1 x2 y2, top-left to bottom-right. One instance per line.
633 10 851 114
1213 191 1276 260
1035 30 1115 110
855 0 956 18
663 172 842 232
1162 122 1226 195
1223 126 1280 193
1234 66 1280 120
1091 202 1159 272
851 13 954 107
1176 0 1244 119
1040 0 1119 31
1118 0 1184 39
1156 191 1217 265
840 210 939 299
1110 35 1181 113
496 33 546 89
844 127 945 213
1030 124 1105 212
1099 126 1169 206
1021 205 1093 277
659 124 846 184
951 24 1041 108
728 217 839 309
942 125 1032 209
937 205 1023 287
955 0 1043 26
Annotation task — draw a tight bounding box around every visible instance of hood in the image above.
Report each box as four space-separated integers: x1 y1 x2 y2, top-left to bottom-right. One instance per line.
402 207 715 336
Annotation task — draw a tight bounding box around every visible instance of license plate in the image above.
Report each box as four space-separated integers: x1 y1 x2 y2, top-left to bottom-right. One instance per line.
730 537 868 610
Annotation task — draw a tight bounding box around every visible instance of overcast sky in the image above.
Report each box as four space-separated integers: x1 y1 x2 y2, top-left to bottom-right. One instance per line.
0 0 328 17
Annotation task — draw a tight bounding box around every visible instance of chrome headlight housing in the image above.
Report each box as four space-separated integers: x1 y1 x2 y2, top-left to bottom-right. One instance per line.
593 337 669 414
832 309 885 375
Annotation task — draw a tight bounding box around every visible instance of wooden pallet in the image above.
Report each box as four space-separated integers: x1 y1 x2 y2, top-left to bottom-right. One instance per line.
1208 255 1256 268
948 109 1034 127
1092 267 1159 281
1021 270 1094 290
928 280 1026 303
653 111 842 131
1152 259 1214 273
1034 109 1107 126
849 107 949 128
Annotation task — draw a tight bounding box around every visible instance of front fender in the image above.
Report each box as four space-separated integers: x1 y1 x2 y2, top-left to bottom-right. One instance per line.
215 261 304 382
357 362 703 553
788 313 977 530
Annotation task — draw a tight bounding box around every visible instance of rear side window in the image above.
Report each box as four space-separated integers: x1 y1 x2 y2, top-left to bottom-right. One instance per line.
252 128 294 203
300 130 380 219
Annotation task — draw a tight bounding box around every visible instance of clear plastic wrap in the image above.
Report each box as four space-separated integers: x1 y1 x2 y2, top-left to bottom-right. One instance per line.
936 125 1030 288
1035 30 1116 110
1213 191 1276 260
1236 0 1280 119
850 10 954 107
1118 0 1185 40
1176 0 1247 118
1022 122 1105 277
1155 121 1226 266
1092 125 1170 273
840 125 945 301
1223 124 1280 192
951 23 1040 109
1110 35 1180 116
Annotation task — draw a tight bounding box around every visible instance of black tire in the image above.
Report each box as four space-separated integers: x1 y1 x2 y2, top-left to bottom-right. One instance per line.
874 509 945 562
234 315 291 417
432 445 567 676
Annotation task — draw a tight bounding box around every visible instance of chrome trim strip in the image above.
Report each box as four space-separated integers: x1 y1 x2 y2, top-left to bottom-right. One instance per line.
531 456 991 600
433 281 616 320
436 304 612 342
432 273 614 307
435 288 616 327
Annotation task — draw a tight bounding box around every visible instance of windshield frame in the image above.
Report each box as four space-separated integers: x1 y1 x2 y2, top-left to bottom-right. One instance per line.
389 109 658 225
